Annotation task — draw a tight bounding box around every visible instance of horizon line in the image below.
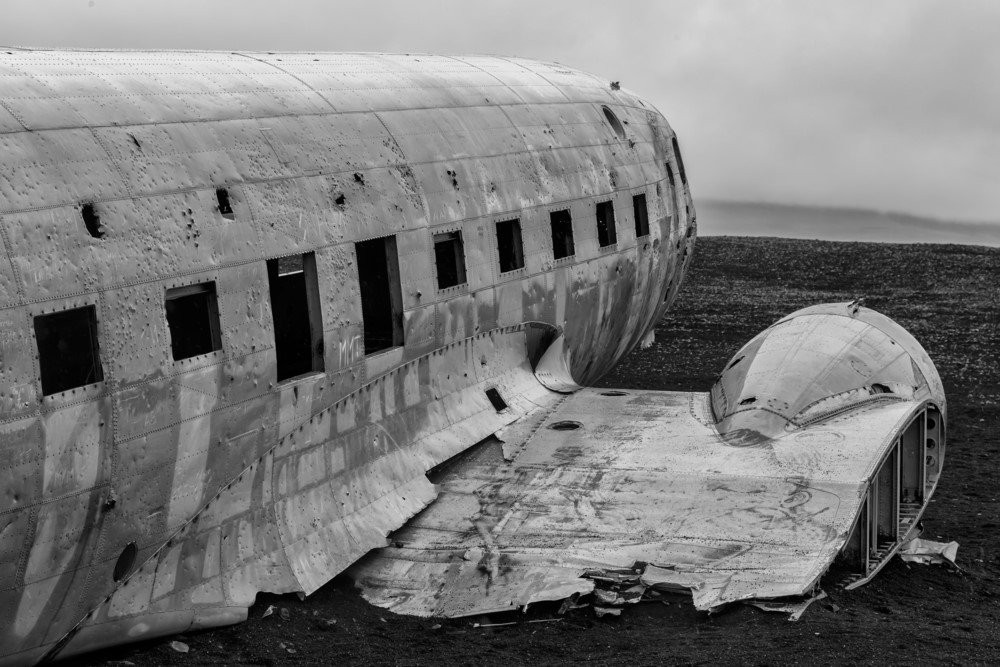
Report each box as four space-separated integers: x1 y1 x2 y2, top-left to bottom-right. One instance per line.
696 196 998 227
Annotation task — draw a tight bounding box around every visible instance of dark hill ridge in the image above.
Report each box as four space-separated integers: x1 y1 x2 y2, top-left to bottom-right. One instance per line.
697 199 1000 246
83 237 1000 665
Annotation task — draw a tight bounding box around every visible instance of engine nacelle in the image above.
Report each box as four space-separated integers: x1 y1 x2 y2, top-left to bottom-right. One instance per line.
711 302 945 581
711 302 944 441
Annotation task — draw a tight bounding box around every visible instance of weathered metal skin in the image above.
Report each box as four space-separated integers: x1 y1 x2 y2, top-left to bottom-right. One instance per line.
712 303 946 440
0 50 693 662
350 304 946 617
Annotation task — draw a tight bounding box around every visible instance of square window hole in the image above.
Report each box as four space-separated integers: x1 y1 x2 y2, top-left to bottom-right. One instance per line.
550 209 575 259
433 231 467 289
268 253 324 382
34 305 104 396
496 218 525 273
165 282 223 361
596 200 617 247
356 235 405 355
216 188 234 219
633 193 649 237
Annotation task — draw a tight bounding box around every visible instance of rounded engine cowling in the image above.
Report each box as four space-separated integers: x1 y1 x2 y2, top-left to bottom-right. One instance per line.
711 303 945 440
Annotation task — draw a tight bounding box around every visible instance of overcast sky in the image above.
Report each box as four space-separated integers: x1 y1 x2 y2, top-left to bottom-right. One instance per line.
1 0 996 222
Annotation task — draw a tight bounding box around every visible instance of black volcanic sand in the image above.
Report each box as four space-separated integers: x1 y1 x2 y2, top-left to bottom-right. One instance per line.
82 237 1000 666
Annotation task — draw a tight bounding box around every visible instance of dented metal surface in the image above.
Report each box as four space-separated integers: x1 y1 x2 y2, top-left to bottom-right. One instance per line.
351 304 946 616
0 50 694 663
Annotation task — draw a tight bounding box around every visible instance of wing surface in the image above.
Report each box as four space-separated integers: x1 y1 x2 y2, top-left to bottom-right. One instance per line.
350 386 924 614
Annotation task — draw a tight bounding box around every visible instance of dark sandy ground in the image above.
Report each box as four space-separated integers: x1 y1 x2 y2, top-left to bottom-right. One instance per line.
82 237 1000 666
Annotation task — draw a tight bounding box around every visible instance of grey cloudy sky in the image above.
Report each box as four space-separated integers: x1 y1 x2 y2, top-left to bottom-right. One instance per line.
1 0 997 221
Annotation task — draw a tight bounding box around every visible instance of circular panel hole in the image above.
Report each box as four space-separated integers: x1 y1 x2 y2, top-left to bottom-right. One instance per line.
600 391 628 397
113 542 137 582
926 438 937 449
927 417 937 430
550 420 583 431
601 106 626 141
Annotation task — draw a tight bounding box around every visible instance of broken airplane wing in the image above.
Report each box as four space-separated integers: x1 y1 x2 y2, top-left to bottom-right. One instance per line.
351 303 946 616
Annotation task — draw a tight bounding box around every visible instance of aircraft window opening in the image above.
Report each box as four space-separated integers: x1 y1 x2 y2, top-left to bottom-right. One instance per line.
550 420 582 431
549 209 575 259
495 218 525 273
34 305 104 396
113 542 137 582
165 282 223 361
595 200 617 247
81 203 103 238
665 162 676 188
485 387 508 412
727 355 745 370
216 188 234 219
356 235 405 355
601 106 626 141
671 136 688 184
433 230 467 289
871 383 891 394
739 396 756 406
633 193 649 238
267 252 325 382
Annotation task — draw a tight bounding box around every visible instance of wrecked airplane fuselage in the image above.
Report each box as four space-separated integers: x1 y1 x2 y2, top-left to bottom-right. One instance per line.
0 50 943 664
0 50 692 663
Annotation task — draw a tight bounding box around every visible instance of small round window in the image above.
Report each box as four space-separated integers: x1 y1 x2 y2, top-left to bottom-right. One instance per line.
602 106 626 141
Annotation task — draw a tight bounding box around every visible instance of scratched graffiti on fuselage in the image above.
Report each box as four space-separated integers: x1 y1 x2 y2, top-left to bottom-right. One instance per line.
338 334 364 368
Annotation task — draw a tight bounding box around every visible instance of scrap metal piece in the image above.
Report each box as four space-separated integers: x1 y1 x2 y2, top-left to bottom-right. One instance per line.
748 590 828 622
899 538 959 567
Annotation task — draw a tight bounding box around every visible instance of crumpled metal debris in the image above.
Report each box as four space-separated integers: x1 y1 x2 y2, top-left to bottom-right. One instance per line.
593 607 622 618
747 590 828 621
899 538 959 567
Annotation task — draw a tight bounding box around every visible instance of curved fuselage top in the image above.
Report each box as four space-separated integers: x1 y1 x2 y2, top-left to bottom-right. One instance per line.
0 50 693 389
0 50 693 662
